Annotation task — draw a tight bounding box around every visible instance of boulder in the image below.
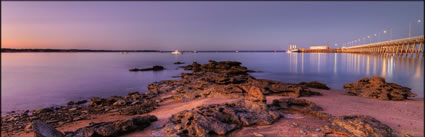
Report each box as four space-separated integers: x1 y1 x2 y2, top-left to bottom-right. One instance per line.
64 115 157 137
174 61 185 64
298 81 330 90
343 76 416 100
324 115 394 137
32 121 64 137
129 65 164 71
158 100 281 137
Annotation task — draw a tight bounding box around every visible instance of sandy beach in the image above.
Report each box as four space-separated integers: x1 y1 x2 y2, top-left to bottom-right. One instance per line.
11 88 423 137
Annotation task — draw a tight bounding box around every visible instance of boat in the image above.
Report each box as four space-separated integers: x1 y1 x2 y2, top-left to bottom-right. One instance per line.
172 50 182 55
286 44 300 53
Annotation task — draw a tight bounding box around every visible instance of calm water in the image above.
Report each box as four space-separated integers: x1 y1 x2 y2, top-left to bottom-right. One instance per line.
1 52 424 113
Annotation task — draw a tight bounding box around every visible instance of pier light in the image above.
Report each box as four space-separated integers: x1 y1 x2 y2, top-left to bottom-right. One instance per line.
418 19 422 23
383 30 387 34
368 36 370 38
374 34 377 36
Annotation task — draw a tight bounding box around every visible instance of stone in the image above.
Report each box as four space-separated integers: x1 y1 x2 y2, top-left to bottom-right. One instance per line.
129 65 164 71
323 115 394 137
343 76 416 100
252 132 265 137
64 115 157 137
24 123 32 133
112 99 126 106
158 100 281 137
174 61 185 64
32 121 64 137
298 81 330 90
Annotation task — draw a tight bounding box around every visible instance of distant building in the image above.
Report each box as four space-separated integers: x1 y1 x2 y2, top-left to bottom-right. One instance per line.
309 45 330 50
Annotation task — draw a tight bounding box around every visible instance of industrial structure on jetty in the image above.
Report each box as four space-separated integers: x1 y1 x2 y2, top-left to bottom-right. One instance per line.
293 35 424 57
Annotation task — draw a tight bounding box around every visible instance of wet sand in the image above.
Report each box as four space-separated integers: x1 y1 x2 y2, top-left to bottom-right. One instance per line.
13 89 424 137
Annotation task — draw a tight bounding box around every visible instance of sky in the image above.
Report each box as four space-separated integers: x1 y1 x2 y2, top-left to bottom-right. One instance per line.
1 2 424 50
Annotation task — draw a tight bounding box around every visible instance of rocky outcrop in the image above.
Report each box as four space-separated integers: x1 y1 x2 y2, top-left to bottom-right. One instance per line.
174 61 185 64
1 92 158 136
343 76 416 100
32 121 64 137
67 100 88 106
324 115 394 137
158 100 282 137
129 65 164 71
88 92 158 115
150 60 321 103
298 81 330 90
64 115 157 137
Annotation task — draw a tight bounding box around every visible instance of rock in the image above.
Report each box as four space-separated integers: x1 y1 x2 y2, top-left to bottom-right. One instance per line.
89 97 106 106
69 107 77 111
158 100 281 137
298 81 330 90
343 76 416 100
149 60 320 103
24 123 32 133
64 115 157 137
119 100 158 115
67 100 88 106
112 99 126 106
33 108 53 114
324 115 394 137
174 61 185 64
32 121 64 137
252 132 265 137
268 98 331 119
129 65 164 71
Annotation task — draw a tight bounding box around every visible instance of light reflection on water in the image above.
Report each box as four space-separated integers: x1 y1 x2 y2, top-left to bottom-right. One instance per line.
1 52 423 113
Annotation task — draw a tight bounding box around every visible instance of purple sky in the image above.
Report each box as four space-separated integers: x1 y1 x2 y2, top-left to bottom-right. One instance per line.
1 2 424 50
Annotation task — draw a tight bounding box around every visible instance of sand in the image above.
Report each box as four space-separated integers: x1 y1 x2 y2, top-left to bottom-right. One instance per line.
13 89 424 137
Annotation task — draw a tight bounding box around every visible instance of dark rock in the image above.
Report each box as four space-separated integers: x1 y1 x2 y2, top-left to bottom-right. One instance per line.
67 100 88 106
324 115 394 137
63 115 157 137
32 121 64 137
298 81 330 90
129 65 164 71
174 61 185 64
343 76 416 100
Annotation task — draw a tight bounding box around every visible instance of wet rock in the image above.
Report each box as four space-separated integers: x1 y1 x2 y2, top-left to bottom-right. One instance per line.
129 65 164 71
32 121 64 137
343 76 416 100
174 61 185 64
63 115 157 137
298 81 330 90
323 115 394 137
